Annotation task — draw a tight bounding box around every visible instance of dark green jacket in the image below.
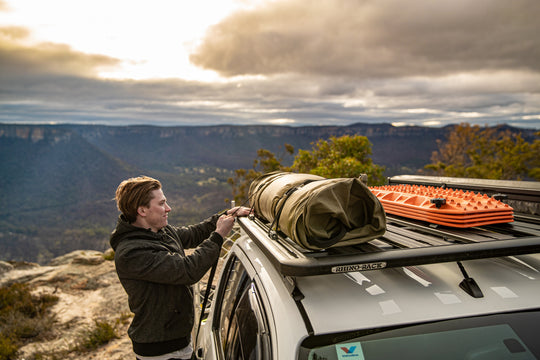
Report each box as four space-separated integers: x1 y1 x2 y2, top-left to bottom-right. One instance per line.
109 214 223 356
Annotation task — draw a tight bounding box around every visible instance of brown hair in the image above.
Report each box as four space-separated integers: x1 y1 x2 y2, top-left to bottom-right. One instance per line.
115 176 162 223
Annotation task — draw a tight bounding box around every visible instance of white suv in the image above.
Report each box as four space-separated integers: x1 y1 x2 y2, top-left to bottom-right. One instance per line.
194 176 540 360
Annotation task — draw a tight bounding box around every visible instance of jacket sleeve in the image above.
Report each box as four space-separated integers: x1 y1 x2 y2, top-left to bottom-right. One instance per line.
114 233 224 286
172 214 221 249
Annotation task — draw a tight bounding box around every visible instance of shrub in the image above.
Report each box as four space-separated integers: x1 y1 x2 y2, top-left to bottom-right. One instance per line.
102 250 115 261
0 336 18 360
75 319 119 352
0 283 58 360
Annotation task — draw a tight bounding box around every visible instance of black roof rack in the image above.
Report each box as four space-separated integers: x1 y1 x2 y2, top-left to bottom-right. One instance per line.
238 213 540 277
238 176 540 277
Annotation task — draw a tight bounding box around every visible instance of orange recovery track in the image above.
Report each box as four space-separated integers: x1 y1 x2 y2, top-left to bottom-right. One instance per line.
369 184 514 227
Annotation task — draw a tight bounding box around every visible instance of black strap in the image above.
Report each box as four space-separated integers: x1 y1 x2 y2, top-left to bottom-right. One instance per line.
308 226 348 249
268 179 318 239
195 260 218 346
267 179 348 247
268 186 300 238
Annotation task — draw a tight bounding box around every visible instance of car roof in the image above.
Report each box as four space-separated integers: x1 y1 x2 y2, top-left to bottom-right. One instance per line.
235 213 540 337
296 253 540 335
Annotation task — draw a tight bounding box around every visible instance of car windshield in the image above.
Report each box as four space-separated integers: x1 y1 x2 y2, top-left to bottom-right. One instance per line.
298 310 539 360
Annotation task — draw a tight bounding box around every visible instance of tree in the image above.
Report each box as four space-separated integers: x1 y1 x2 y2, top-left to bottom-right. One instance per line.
292 135 385 184
426 123 540 180
530 132 540 180
228 135 385 203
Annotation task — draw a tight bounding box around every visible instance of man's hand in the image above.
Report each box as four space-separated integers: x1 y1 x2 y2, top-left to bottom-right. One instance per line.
215 215 236 238
215 207 253 238
226 206 254 217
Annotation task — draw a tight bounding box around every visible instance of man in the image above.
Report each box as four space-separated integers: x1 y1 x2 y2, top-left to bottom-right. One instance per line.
110 175 251 360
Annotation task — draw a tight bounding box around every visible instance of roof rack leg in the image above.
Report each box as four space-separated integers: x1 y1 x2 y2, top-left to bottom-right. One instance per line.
291 284 314 336
457 261 484 298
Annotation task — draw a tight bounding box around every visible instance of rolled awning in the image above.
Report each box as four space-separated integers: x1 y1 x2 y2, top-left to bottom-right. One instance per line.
248 171 387 250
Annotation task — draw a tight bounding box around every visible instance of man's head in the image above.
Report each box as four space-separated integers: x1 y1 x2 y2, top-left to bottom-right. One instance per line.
115 176 163 223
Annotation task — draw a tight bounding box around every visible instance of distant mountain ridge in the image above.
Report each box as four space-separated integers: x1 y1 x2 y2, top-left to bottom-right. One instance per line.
1 122 536 263
66 122 447 171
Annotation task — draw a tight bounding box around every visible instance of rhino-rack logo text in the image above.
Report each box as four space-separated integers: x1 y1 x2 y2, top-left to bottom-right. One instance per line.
331 262 387 273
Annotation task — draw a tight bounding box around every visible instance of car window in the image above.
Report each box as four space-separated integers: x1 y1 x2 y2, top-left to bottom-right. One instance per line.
298 310 540 359
213 255 271 360
224 285 260 359
216 256 248 347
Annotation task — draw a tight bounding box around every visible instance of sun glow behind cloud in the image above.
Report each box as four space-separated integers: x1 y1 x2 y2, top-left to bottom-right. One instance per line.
263 118 296 125
0 0 246 81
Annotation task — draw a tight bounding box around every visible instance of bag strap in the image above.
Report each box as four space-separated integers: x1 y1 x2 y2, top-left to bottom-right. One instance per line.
268 179 349 248
268 179 318 240
306 226 348 249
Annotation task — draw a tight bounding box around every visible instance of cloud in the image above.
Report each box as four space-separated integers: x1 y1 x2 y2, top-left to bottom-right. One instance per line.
0 0 539 129
0 26 120 78
190 0 540 78
0 26 30 40
3 69 537 128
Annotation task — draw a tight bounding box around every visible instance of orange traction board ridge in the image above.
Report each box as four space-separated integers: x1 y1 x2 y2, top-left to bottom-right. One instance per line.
369 184 514 228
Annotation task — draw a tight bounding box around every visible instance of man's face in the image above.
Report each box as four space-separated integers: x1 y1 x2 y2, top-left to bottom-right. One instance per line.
141 189 171 232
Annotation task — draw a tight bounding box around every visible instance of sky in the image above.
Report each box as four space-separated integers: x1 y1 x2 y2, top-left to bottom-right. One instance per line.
0 0 539 128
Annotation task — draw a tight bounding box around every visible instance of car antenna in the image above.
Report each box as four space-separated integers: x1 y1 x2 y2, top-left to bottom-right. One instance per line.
457 261 484 298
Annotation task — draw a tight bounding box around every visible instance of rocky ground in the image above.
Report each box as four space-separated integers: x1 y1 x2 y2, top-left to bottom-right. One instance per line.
1 250 133 360
0 239 232 360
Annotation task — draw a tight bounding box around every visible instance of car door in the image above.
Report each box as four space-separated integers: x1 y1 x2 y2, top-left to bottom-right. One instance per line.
208 254 272 360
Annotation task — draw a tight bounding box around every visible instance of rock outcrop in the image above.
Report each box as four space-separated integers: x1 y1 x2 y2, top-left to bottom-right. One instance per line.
0 250 132 360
